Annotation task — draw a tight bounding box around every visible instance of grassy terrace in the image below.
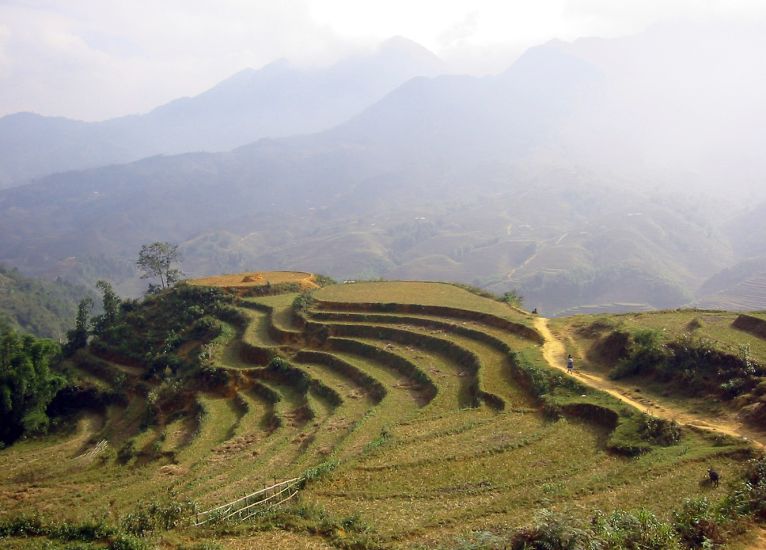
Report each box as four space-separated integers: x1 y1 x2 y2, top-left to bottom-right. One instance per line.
0 276 762 549
315 281 534 326
553 310 766 366
307 312 536 407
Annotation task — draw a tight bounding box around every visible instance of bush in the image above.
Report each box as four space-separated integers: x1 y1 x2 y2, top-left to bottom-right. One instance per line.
593 330 631 364
110 534 150 550
510 509 593 549
672 497 724 548
190 316 221 340
0 514 120 545
610 330 667 380
592 509 681 549
117 440 136 464
638 415 682 446
292 292 315 313
0 327 65 445
502 289 524 308
303 459 339 483
120 497 196 536
313 274 337 287
721 457 766 520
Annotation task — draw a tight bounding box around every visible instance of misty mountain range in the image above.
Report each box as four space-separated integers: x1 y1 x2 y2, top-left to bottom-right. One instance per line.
2 25 766 315
0 37 444 188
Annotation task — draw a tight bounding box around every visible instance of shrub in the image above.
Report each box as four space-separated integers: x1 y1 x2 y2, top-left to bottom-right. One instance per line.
509 509 594 549
664 335 763 398
292 292 315 313
190 316 221 340
117 440 136 464
120 498 196 536
638 415 682 446
721 457 766 520
610 330 667 380
303 459 339 484
313 274 337 287
0 327 65 445
214 305 249 328
502 289 524 308
672 497 724 548
593 330 631 364
592 509 681 549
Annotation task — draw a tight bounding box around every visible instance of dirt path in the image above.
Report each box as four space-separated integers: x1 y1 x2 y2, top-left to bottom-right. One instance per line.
533 317 766 449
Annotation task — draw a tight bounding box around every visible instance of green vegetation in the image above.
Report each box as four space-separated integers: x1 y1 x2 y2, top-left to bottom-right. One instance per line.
91 283 235 376
65 297 93 355
0 325 64 444
1 276 765 548
606 327 764 402
136 241 183 293
0 495 195 549
502 288 524 308
0 264 93 339
557 311 766 435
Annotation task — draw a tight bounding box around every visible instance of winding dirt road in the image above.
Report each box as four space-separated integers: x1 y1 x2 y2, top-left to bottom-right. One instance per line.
533 317 766 449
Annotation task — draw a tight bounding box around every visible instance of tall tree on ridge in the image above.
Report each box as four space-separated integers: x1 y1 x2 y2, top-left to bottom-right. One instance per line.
136 242 184 293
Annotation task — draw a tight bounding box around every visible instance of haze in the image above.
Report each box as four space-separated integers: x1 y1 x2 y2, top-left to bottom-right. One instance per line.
1 0 765 120
1 0 766 316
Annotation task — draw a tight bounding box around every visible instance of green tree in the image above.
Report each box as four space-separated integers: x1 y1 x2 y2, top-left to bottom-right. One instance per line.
503 289 524 308
136 242 183 292
0 326 64 444
92 280 121 337
65 298 93 355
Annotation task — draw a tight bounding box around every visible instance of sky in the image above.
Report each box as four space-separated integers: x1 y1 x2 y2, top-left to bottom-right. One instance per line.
0 0 765 121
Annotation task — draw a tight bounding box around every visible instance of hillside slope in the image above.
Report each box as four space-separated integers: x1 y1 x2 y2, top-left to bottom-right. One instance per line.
1 276 763 548
0 38 738 313
0 264 92 339
551 309 766 449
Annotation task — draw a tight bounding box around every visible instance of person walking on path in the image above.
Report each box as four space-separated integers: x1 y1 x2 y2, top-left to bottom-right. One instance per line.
566 354 574 373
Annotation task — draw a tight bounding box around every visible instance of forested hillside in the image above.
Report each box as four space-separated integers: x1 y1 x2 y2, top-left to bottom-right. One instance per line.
0 264 92 339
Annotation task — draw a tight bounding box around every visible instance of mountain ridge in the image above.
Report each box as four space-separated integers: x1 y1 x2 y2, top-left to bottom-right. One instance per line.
0 36 444 188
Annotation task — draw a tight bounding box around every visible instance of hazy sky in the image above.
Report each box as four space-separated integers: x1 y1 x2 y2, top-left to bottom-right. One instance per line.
1 0 764 120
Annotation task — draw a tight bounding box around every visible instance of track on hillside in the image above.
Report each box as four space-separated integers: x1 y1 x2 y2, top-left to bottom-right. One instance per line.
534 316 766 448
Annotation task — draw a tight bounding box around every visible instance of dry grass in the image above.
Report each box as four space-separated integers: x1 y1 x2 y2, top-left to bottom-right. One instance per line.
188 270 318 289
0 281 759 548
315 281 532 324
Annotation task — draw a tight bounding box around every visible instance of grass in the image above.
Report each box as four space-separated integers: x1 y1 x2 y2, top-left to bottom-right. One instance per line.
176 396 243 468
246 293 302 331
555 310 766 367
327 328 470 410
1 280 763 548
550 310 766 438
315 314 533 407
315 281 534 325
188 271 318 290
239 308 279 349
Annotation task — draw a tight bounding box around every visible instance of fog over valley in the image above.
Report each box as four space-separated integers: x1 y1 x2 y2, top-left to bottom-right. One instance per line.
1 5 766 316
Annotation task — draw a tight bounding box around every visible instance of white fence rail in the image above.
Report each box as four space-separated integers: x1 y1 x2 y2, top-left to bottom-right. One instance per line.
194 477 303 526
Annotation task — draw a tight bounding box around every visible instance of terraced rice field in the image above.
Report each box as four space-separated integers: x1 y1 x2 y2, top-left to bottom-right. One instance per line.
0 280 756 548
696 274 766 311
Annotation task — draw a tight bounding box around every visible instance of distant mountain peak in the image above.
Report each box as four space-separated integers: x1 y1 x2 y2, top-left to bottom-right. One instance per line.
375 36 444 68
